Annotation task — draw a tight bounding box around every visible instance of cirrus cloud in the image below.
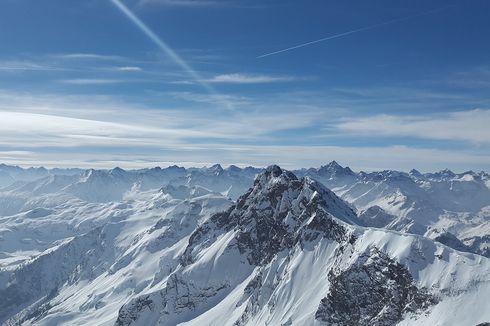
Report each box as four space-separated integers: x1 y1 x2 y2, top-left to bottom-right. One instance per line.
336 109 490 144
207 73 296 84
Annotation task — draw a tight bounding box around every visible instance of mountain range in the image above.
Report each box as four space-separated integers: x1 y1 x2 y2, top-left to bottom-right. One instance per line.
0 162 489 325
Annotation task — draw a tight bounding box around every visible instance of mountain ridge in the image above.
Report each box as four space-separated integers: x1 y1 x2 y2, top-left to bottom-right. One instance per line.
0 163 489 325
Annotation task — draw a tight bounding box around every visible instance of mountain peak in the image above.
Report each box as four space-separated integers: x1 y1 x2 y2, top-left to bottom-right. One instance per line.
317 161 355 177
409 168 423 176
184 166 358 266
227 164 242 173
167 164 182 169
208 164 223 174
249 166 357 223
109 167 126 176
264 164 286 177
253 165 297 188
328 160 341 167
424 168 456 181
320 160 342 172
439 168 455 176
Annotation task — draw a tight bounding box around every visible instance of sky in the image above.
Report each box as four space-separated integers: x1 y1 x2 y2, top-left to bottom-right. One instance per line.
0 0 489 172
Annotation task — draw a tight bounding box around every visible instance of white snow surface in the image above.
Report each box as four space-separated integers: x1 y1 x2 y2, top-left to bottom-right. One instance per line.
0 163 488 325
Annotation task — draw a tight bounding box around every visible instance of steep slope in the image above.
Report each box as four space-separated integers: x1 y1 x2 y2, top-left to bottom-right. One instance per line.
0 188 232 325
1 164 489 325
2 162 489 258
301 162 490 256
115 166 490 326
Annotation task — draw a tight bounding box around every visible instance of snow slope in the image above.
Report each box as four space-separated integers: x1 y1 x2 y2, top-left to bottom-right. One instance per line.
298 162 490 256
0 164 489 325
112 166 490 326
0 188 232 325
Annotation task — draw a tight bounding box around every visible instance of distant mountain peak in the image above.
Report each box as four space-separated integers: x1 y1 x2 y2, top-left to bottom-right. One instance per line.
167 164 183 169
409 168 423 177
317 160 355 177
109 166 126 175
439 168 455 176
82 168 96 177
424 168 457 181
208 163 224 174
325 160 342 169
227 164 242 173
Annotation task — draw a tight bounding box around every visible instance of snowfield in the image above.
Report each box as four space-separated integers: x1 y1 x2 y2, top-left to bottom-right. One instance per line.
0 163 489 325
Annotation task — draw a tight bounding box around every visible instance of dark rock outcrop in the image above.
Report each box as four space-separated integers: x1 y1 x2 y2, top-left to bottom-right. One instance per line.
315 248 437 326
183 165 357 266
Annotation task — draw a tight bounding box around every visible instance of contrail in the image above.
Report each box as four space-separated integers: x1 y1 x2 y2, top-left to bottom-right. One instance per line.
110 0 232 108
257 6 453 58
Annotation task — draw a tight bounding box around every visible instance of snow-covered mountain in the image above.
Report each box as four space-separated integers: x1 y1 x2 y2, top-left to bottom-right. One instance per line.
297 161 490 257
0 164 82 188
0 163 489 325
1 161 489 257
112 166 490 326
0 164 489 325
0 187 233 325
0 164 259 217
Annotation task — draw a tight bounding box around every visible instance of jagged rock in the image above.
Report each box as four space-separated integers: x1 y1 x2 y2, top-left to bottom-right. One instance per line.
315 248 437 326
183 165 356 266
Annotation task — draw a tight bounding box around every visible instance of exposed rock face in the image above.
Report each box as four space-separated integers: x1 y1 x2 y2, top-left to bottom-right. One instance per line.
0 227 105 323
117 166 360 325
183 165 357 266
115 274 229 326
315 248 437 326
115 295 155 326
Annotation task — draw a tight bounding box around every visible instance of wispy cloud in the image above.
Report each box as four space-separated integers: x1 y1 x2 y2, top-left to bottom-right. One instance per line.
438 65 490 90
59 79 124 85
0 90 489 171
115 66 143 72
138 0 224 7
0 90 316 149
0 60 60 72
206 73 296 84
167 91 251 106
336 109 490 144
56 53 124 61
136 0 267 9
332 86 466 101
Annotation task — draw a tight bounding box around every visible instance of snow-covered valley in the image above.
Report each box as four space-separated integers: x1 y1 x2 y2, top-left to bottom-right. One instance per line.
0 163 489 325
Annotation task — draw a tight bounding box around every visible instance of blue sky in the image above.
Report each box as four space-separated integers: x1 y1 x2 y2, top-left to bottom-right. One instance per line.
0 0 489 171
